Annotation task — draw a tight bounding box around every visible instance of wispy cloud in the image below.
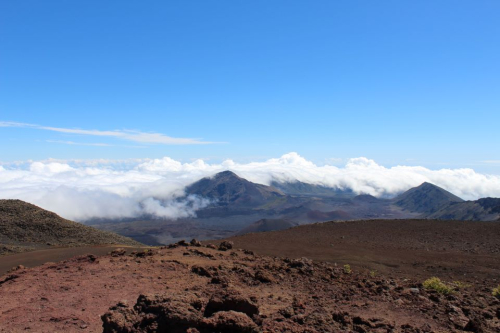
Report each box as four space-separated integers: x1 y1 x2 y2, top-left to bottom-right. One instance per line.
46 140 147 148
46 140 113 147
0 121 218 145
481 160 500 164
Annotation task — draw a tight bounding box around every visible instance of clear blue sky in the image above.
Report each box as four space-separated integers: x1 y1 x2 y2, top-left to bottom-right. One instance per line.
1 1 499 172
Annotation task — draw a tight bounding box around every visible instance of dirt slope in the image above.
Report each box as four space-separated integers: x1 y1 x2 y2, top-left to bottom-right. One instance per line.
1 219 499 332
0 243 499 332
225 219 500 281
0 199 141 255
236 218 297 235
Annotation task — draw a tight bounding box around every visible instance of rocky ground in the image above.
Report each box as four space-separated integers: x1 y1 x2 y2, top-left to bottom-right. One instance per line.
1 238 499 332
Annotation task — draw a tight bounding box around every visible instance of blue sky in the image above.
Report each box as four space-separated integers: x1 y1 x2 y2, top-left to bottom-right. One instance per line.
1 1 499 172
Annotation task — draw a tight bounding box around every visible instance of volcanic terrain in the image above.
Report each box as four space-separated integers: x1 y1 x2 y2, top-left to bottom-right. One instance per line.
88 171 500 245
0 200 141 255
0 219 499 332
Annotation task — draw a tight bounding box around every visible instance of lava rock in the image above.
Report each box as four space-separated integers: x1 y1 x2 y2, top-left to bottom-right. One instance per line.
218 241 234 251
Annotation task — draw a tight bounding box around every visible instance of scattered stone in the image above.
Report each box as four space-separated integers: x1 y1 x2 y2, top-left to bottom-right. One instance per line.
210 276 230 287
190 239 202 247
202 310 258 333
218 241 234 251
191 265 213 278
409 288 420 294
110 248 126 257
254 270 274 283
464 316 485 333
8 265 26 273
75 254 98 263
102 293 205 333
448 305 469 330
189 249 215 259
204 291 259 318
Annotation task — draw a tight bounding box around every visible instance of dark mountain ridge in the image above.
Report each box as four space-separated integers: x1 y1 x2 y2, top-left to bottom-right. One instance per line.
186 171 284 208
0 199 141 255
270 180 354 198
393 182 464 214
427 197 500 221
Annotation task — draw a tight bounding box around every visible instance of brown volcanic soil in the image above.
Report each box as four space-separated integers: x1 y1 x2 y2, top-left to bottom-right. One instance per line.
226 219 500 283
0 200 141 255
0 245 148 276
0 219 499 332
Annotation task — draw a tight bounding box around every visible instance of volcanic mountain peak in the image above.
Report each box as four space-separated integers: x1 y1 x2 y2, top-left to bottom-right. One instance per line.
353 194 380 202
393 182 464 214
185 170 284 207
212 170 241 180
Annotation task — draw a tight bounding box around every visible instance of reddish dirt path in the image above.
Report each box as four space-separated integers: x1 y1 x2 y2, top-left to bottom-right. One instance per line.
0 245 147 276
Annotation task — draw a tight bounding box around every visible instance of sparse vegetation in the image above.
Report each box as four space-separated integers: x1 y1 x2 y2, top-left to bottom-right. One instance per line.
343 264 351 274
369 270 376 278
452 281 471 289
423 277 453 294
493 285 500 299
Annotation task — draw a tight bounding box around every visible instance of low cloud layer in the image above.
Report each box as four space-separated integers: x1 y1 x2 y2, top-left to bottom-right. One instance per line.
1 152 499 221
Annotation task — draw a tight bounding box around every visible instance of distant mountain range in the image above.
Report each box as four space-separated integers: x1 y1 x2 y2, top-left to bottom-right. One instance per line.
85 170 500 244
392 182 500 221
0 199 141 255
2 171 499 250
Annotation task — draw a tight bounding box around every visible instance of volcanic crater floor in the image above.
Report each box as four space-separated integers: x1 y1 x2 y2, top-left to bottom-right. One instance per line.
0 235 499 332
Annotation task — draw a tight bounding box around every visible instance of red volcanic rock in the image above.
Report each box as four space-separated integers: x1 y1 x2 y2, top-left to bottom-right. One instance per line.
190 239 202 247
102 291 259 333
218 241 234 251
203 291 259 318
102 293 205 333
254 270 274 283
202 310 258 333
109 248 126 257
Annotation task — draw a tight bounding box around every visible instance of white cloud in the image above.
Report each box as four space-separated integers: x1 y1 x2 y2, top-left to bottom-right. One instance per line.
30 161 75 174
0 152 499 221
46 140 114 147
0 121 217 145
141 195 212 219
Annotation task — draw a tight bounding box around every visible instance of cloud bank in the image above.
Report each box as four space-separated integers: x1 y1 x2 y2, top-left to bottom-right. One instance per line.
1 152 499 221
